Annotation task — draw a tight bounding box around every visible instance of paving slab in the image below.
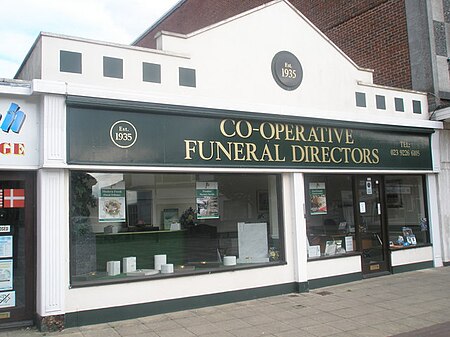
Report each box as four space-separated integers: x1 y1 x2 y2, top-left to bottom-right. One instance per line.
1 267 449 337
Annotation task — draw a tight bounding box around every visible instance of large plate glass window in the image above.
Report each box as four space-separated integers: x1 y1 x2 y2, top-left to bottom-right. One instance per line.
69 172 283 286
385 175 429 248
304 175 356 259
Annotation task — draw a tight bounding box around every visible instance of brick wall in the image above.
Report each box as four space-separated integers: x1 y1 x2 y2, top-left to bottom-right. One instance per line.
292 0 412 88
134 0 268 49
135 0 412 89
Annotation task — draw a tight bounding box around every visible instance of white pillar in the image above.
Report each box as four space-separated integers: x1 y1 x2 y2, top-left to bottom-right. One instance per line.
36 93 68 317
286 173 307 285
427 174 443 267
36 169 68 316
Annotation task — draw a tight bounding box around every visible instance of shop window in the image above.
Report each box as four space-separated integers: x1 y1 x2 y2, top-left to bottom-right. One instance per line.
385 175 429 248
355 92 366 107
103 56 123 79
304 175 356 259
394 97 404 112
60 50 82 73
179 67 196 87
69 172 283 286
376 95 386 110
143 62 161 83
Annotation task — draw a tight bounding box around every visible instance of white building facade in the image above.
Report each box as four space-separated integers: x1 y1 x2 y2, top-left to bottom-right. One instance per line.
0 0 444 330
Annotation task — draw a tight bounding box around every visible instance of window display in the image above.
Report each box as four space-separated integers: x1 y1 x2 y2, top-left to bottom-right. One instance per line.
69 172 283 285
305 174 429 260
385 175 429 247
305 175 355 259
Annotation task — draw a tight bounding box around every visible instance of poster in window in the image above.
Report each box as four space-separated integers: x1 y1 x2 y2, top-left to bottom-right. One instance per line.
0 236 12 258
309 182 327 215
0 260 13 291
99 189 126 222
196 182 219 219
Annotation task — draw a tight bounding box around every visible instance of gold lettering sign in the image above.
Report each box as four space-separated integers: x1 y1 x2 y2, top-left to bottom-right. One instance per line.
184 118 381 166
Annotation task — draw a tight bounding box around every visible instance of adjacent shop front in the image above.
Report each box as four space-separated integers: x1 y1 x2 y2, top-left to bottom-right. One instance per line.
0 95 38 328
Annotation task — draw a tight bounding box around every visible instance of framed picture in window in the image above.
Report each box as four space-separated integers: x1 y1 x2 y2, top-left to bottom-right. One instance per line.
257 191 269 212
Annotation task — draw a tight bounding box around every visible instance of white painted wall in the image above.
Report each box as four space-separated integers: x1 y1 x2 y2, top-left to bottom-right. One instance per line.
16 1 437 130
65 264 294 312
390 246 433 266
307 255 361 280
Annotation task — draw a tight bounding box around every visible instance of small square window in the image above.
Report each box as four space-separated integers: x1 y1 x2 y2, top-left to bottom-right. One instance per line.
376 95 386 110
179 67 196 87
143 62 161 83
355 92 366 107
413 100 422 114
394 98 404 112
60 50 82 74
103 56 123 79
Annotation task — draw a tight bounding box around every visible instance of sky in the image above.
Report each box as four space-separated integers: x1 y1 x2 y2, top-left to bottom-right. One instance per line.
0 0 180 79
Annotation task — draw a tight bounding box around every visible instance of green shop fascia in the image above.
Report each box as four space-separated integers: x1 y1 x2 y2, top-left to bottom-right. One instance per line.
67 97 432 171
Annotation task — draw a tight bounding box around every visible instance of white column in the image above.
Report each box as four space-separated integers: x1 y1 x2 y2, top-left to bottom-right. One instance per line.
286 173 307 284
36 92 68 317
36 169 68 316
437 129 450 263
427 174 443 267
40 94 66 167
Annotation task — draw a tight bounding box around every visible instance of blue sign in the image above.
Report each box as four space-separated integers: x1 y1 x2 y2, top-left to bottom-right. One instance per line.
1 103 26 133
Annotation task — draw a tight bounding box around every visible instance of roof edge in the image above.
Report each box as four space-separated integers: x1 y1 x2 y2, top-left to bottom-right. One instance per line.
132 0 186 46
14 33 43 79
152 0 375 74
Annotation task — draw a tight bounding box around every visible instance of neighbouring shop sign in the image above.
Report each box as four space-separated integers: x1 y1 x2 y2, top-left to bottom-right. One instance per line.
67 103 433 170
0 99 39 167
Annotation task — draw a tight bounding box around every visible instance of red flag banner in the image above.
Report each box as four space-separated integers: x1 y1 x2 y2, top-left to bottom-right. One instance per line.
4 189 25 208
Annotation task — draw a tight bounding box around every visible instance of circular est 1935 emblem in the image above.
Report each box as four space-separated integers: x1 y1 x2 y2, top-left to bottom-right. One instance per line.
271 51 303 91
110 120 138 148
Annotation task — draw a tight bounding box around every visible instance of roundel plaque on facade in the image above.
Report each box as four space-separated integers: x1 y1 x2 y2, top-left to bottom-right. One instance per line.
271 51 303 91
110 120 138 148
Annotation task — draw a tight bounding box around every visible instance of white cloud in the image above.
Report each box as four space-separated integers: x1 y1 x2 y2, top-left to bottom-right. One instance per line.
0 59 21 79
0 0 180 78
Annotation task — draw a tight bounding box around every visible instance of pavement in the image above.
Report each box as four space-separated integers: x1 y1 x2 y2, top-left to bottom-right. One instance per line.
1 266 449 337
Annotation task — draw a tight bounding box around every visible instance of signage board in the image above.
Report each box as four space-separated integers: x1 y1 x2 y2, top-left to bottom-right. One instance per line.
67 104 433 171
0 98 39 167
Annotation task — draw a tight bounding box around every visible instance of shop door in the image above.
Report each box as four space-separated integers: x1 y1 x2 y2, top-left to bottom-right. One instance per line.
355 176 388 276
0 172 35 327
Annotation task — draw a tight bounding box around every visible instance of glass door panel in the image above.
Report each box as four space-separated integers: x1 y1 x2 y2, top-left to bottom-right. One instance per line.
355 176 388 275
